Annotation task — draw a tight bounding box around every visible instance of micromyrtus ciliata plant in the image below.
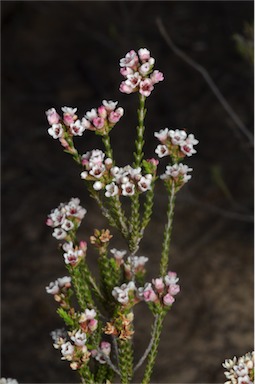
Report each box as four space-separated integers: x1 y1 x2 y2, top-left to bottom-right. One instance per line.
45 48 198 384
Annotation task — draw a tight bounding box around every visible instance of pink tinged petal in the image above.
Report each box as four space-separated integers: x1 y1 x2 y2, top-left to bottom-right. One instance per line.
108 109 123 124
120 67 134 77
70 120 85 136
139 79 154 97
119 81 134 94
81 117 92 129
153 278 165 292
88 318 98 331
46 108 60 125
63 114 75 126
143 288 157 302
126 72 141 88
163 293 175 306
150 70 164 84
168 284 180 296
86 108 98 121
92 117 105 129
119 50 139 68
97 105 107 118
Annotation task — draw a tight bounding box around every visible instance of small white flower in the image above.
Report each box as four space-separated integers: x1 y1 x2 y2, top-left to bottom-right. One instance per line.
61 107 77 115
139 62 151 76
154 128 169 142
180 142 197 157
70 119 85 136
155 144 169 158
102 100 118 110
61 219 74 231
57 276 71 287
121 181 135 196
63 250 81 265
48 123 63 139
85 108 98 121
81 117 91 129
137 175 152 192
168 129 187 145
89 164 105 178
83 308 97 320
71 329 87 346
110 248 127 260
52 228 67 239
105 182 119 197
138 48 151 61
61 341 74 359
46 280 59 295
186 133 199 146
126 72 142 89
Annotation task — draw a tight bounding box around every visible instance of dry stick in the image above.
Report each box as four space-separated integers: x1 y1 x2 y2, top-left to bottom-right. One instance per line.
134 314 159 373
156 17 254 147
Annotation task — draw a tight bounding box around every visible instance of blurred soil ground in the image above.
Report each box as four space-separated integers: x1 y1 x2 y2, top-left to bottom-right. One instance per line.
1 1 254 383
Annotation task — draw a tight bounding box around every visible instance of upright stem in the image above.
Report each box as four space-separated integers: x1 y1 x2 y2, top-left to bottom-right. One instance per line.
159 183 176 276
134 94 146 168
102 134 113 160
141 311 165 384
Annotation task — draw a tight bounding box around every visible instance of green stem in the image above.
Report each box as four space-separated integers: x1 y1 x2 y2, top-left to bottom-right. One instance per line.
79 364 95 384
140 180 156 237
129 193 141 255
102 134 113 160
159 183 176 276
141 311 165 384
134 94 146 168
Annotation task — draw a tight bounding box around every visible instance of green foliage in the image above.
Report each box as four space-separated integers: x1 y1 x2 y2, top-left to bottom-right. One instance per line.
57 307 75 328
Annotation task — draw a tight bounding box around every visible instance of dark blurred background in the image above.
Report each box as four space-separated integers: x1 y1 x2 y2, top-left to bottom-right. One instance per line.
1 1 254 383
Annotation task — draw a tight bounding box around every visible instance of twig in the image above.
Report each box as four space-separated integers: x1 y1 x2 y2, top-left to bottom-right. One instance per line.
156 17 254 147
134 314 159 372
97 349 121 376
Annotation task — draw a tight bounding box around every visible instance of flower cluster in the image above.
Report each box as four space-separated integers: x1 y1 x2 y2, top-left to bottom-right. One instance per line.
104 312 134 340
138 271 180 307
81 150 153 196
112 281 137 306
46 107 86 139
46 276 72 308
46 198 86 240
155 128 198 162
223 352 254 384
51 309 99 370
119 48 164 97
124 255 148 279
82 100 124 135
160 163 193 191
62 241 87 266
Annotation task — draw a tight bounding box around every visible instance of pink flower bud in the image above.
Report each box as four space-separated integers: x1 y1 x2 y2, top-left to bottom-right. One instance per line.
79 241 87 252
108 108 124 124
63 113 75 126
46 108 60 125
46 218 54 227
97 105 107 118
88 318 98 332
147 158 159 166
163 293 175 306
92 117 105 129
153 278 165 292
143 288 157 302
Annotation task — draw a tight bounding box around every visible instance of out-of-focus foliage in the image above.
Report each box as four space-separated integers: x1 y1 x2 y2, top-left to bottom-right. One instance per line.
233 22 254 65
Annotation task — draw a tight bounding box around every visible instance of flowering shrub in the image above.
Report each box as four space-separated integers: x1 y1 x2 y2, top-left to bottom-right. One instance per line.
45 48 198 383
